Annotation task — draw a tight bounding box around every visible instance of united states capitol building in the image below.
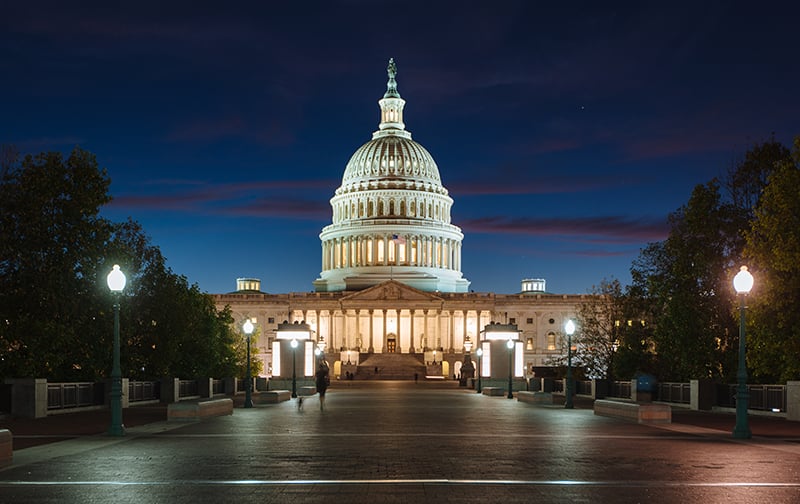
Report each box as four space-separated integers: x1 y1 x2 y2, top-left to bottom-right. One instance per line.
212 60 586 381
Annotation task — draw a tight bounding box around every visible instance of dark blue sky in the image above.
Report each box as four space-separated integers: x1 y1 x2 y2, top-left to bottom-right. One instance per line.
3 1 798 295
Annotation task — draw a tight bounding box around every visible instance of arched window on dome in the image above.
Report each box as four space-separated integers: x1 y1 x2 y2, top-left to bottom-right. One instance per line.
409 200 416 217
428 202 433 220
368 200 374 217
389 200 395 216
359 201 364 218
378 200 385 216
399 200 406 217
388 237 396 264
377 238 385 264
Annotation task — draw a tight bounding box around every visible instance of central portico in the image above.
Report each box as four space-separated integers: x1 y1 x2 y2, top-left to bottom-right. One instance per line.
336 280 484 355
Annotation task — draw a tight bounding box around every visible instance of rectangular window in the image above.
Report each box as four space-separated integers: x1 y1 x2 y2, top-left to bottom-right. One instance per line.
526 318 533 324
509 318 516 325
268 317 275 324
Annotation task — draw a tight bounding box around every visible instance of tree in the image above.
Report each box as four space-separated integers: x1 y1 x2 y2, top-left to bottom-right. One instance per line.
614 272 658 379
627 137 796 383
725 137 790 216
0 147 248 381
630 181 740 381
0 148 113 379
571 279 625 380
743 136 800 382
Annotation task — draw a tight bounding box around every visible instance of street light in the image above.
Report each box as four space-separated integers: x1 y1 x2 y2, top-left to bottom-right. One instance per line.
564 319 576 409
476 347 483 393
506 338 514 399
106 264 126 436
733 266 754 439
460 336 474 386
290 338 299 398
242 319 254 408
314 337 326 366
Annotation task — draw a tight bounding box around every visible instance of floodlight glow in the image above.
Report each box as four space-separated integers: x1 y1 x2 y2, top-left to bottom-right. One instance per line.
106 265 126 292
733 266 754 294
243 319 254 335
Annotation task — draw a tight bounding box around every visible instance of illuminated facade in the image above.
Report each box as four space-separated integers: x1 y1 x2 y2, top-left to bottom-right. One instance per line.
213 61 584 380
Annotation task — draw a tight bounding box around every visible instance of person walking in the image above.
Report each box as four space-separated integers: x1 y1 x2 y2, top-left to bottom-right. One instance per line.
315 362 330 411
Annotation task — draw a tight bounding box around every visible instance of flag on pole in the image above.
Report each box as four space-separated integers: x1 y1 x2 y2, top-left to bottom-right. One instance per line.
391 234 406 244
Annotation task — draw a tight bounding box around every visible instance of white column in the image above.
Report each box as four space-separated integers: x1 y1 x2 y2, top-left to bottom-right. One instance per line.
329 310 336 351
355 309 361 350
369 309 375 353
382 309 388 351
423 310 429 349
449 311 455 350
410 309 416 353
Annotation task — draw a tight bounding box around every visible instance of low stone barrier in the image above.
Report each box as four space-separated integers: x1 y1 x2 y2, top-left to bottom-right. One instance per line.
298 386 317 397
594 399 672 424
517 391 554 404
482 387 505 397
0 429 12 468
262 390 291 403
167 398 233 422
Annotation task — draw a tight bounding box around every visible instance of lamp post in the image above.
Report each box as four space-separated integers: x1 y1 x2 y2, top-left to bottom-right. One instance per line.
317 336 326 360
733 266 754 439
106 264 126 436
242 319 254 408
476 347 483 393
290 338 299 398
460 336 474 387
506 338 514 399
565 319 576 409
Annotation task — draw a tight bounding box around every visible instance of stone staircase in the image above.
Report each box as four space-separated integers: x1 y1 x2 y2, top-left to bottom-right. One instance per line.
355 353 426 380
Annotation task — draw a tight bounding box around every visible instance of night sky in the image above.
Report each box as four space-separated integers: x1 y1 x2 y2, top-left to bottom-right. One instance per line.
3 1 798 295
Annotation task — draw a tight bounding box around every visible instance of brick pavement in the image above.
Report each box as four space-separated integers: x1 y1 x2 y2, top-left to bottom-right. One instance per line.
1 382 799 503
2 386 797 448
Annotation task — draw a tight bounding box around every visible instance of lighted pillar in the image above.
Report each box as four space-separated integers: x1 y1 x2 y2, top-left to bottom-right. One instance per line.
291 338 299 398
565 319 575 409
243 319 254 408
106 265 126 436
732 266 754 439
506 338 514 399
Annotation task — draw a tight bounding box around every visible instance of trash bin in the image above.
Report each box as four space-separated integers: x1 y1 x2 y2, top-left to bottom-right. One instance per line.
635 373 656 402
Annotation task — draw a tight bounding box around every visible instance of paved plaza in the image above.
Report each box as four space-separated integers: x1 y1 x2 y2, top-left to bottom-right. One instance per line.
2 381 800 503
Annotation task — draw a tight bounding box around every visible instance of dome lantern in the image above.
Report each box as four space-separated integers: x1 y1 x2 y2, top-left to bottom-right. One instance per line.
376 57 409 138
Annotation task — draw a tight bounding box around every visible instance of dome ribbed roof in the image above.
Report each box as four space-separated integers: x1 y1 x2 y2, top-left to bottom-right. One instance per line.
340 135 442 189
337 58 445 195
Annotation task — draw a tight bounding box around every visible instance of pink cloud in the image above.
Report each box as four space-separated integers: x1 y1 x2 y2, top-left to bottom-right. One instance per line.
461 215 668 243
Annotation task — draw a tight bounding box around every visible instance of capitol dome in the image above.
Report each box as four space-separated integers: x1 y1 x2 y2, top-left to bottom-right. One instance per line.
314 59 470 293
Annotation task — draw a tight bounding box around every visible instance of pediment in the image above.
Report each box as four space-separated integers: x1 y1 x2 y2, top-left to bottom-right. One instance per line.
341 280 443 303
